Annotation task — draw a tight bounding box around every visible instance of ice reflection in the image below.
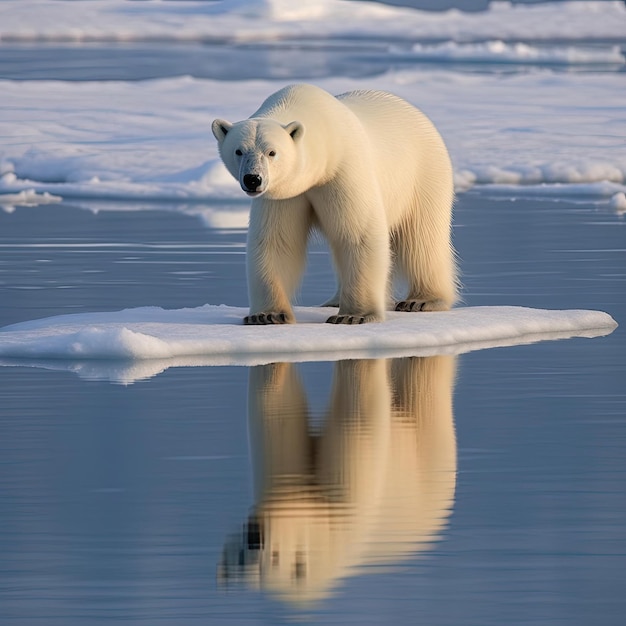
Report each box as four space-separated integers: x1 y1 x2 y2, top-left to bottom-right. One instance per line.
220 356 457 605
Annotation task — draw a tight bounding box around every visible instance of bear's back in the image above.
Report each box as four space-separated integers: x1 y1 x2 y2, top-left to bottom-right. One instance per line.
336 89 452 225
336 89 445 161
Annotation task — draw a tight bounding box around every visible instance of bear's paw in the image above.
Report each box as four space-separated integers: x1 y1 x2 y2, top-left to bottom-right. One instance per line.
244 312 292 325
326 314 380 325
395 299 449 312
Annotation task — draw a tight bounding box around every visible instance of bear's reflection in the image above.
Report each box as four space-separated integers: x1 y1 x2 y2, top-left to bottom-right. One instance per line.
219 356 457 605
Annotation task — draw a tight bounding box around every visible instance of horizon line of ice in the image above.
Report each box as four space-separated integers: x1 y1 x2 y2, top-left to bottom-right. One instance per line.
0 1 625 44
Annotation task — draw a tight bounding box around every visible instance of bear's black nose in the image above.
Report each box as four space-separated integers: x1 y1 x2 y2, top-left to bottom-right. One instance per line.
243 174 262 191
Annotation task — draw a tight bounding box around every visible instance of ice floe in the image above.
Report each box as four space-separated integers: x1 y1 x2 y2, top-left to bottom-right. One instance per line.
0 305 617 383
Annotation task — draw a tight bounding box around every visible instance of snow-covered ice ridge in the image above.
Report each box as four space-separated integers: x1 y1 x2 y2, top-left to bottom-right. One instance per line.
0 305 617 383
1 0 625 43
404 40 625 66
1 69 625 213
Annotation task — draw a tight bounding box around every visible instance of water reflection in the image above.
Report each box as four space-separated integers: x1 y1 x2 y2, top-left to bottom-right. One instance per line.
220 356 457 605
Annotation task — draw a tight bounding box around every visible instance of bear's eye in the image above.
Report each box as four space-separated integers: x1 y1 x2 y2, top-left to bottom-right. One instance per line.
268 150 276 158
235 149 243 156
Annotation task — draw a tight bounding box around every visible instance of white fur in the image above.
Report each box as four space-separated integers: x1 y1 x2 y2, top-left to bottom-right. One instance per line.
212 84 457 324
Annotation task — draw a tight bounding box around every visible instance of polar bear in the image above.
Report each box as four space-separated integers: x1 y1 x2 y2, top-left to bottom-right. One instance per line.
211 84 457 325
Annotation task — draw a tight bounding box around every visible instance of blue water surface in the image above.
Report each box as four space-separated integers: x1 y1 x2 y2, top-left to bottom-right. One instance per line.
1 192 624 625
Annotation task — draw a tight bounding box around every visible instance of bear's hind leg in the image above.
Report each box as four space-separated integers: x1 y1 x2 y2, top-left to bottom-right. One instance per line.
393 210 457 313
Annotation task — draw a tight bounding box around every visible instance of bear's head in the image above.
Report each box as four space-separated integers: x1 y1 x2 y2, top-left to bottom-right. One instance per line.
212 118 305 199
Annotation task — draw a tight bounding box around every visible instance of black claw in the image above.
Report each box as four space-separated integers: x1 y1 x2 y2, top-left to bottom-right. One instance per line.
326 314 366 324
396 300 426 312
245 311 290 325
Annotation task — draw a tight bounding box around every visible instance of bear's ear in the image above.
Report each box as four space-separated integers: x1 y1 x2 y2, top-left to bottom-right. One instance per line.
284 121 305 142
212 119 233 143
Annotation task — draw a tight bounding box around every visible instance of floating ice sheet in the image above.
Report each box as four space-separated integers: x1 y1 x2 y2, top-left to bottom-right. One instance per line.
0 305 617 383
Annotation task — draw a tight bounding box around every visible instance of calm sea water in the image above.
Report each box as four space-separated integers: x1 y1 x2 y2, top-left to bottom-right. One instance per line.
1 192 624 625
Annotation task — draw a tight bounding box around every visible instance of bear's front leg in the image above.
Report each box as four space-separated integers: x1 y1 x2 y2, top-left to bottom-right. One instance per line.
325 219 390 325
245 197 312 325
308 179 390 324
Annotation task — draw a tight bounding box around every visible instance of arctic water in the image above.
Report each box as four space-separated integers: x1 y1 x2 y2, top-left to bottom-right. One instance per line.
1 192 625 625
